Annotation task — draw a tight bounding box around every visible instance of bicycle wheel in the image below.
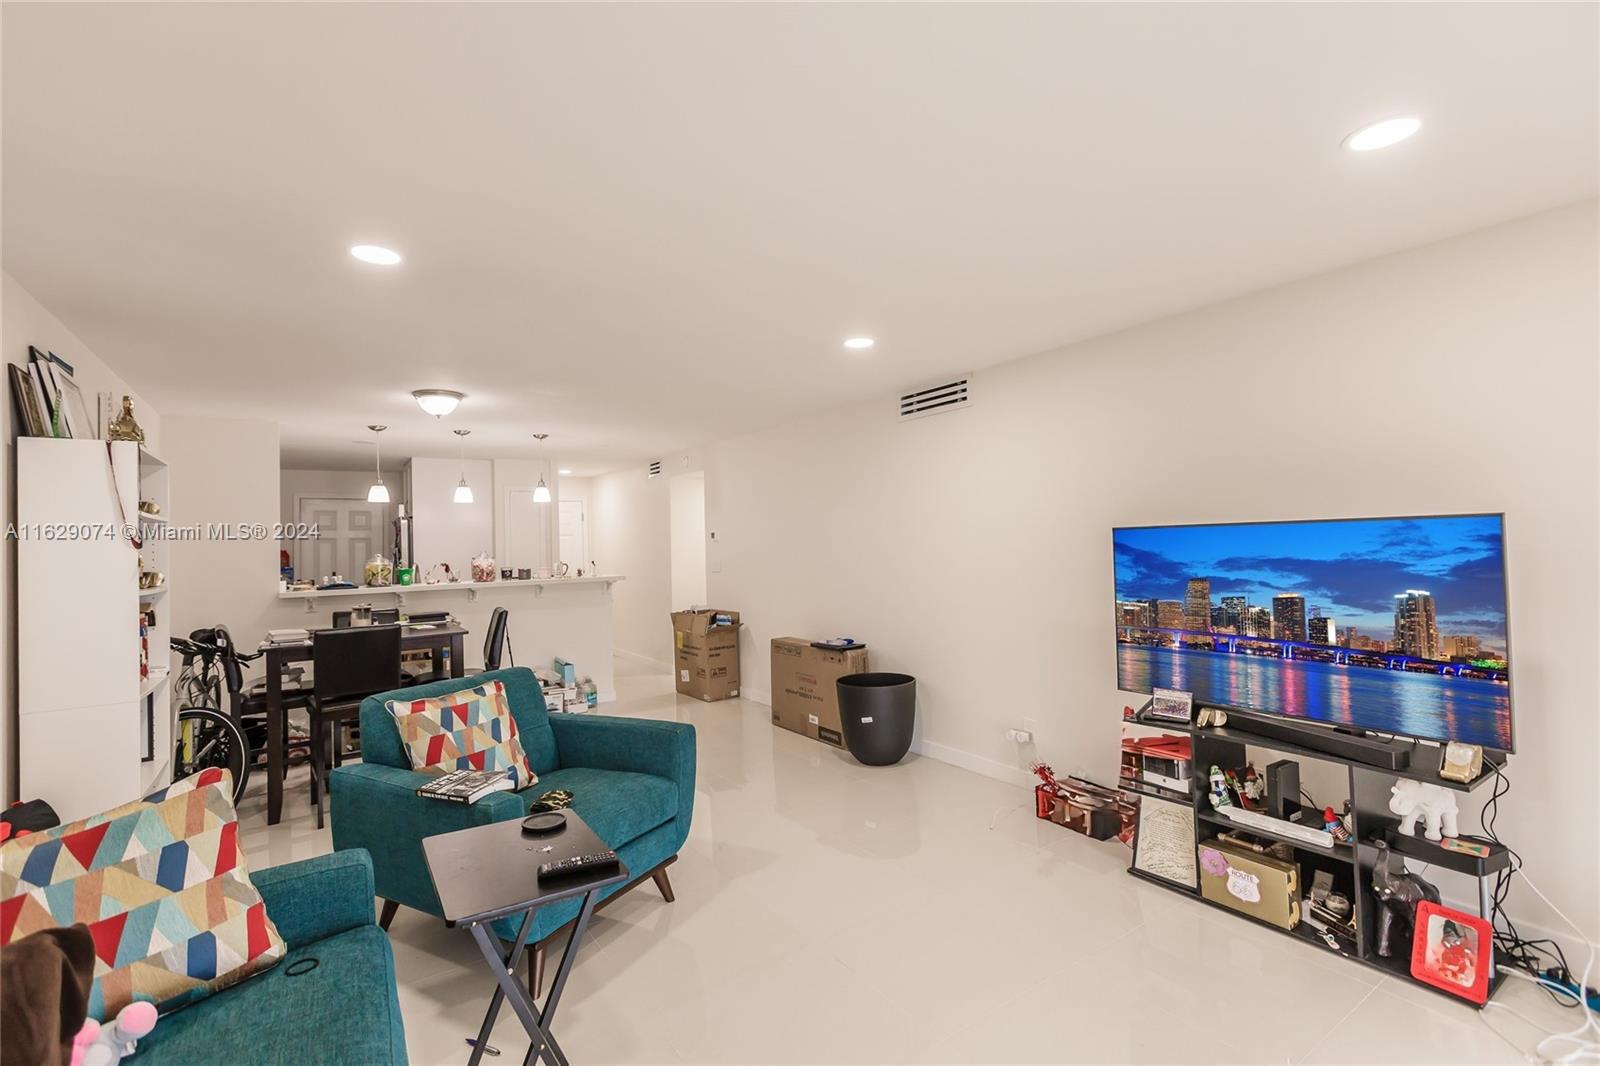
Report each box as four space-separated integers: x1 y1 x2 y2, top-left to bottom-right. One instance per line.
173 707 251 804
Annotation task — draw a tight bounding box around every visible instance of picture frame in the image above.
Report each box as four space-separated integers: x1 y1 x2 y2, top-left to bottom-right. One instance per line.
27 347 57 435
1131 793 1198 889
9 362 48 436
1409 900 1492 1004
1149 687 1193 724
55 369 93 440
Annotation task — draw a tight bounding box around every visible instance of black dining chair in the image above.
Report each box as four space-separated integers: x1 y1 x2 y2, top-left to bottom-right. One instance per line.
483 607 512 671
309 624 402 829
213 626 312 778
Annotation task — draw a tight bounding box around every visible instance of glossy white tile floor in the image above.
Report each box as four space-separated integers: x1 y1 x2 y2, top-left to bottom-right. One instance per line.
238 660 1577 1064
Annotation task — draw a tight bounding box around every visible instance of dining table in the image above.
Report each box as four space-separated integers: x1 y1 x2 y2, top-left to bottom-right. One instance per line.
238 623 469 825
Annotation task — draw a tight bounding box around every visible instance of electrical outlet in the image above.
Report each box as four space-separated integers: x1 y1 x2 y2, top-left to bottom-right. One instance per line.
1022 717 1039 740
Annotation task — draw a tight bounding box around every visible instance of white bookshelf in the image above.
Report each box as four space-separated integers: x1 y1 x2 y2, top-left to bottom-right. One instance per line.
18 439 174 821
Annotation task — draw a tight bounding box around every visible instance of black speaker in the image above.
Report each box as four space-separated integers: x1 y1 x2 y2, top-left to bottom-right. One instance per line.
1264 759 1301 820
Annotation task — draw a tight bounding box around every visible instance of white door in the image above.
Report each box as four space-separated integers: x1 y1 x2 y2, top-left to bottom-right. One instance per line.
559 499 587 571
297 497 387 582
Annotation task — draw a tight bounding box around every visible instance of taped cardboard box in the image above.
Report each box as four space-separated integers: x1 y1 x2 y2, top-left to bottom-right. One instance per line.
770 637 869 747
672 609 741 702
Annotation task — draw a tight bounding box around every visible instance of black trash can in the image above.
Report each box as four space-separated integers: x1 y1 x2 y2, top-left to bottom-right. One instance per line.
836 673 916 766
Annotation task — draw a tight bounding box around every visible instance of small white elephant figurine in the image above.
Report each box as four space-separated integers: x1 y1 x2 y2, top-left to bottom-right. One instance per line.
1389 779 1459 841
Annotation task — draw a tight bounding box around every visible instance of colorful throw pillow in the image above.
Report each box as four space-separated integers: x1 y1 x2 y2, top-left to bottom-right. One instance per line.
0 768 286 1021
386 678 536 788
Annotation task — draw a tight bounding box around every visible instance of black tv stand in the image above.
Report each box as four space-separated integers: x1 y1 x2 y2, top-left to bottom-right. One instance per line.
1125 706 1510 1009
1214 709 1413 771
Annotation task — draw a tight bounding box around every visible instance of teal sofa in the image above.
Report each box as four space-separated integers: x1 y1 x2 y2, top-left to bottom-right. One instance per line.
131 849 406 1064
329 667 696 992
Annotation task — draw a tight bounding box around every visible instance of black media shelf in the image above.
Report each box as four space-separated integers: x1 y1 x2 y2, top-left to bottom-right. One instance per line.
1368 832 1511 878
1195 809 1357 865
1127 710 1507 1010
1195 722 1504 794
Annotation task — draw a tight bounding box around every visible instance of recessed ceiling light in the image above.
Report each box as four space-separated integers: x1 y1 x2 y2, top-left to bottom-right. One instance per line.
351 244 402 265
1342 116 1421 153
412 389 464 417
558 468 573 476
844 337 875 350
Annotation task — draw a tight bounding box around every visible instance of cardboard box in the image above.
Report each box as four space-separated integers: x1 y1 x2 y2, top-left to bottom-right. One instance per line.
769 637 869 747
672 609 741 702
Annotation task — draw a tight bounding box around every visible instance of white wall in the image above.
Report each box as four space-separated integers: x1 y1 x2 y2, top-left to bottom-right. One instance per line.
704 203 1600 952
167 416 282 648
2 272 163 803
406 456 494 579
590 466 674 666
670 472 708 610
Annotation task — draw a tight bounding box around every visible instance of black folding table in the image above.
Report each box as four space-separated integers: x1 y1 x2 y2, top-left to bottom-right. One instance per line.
422 810 628 1066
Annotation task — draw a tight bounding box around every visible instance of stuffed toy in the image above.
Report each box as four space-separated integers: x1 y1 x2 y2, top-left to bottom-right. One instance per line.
74 1001 158 1066
0 924 94 1066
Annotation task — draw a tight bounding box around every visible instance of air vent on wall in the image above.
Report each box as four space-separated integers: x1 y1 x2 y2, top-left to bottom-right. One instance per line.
898 376 971 421
647 460 662 478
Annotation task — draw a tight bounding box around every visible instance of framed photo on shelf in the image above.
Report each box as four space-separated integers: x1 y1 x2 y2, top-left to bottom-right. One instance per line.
1131 793 1198 889
9 363 48 436
1410 901 1492 1004
54 369 93 440
1149 687 1193 724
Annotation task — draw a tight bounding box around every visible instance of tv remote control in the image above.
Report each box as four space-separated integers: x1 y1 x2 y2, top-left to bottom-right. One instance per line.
537 850 619 880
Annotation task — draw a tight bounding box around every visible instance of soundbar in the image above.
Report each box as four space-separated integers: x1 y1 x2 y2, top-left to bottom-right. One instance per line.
1207 709 1412 771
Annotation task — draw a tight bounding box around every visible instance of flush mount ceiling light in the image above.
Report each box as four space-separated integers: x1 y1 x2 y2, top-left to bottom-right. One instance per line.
452 429 474 504
558 468 573 476
366 425 390 503
1342 116 1422 152
412 389 465 418
532 433 552 504
350 244 402 265
844 337 876 350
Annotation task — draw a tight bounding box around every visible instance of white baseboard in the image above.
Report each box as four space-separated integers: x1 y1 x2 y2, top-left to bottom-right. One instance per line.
910 737 1034 788
613 647 673 673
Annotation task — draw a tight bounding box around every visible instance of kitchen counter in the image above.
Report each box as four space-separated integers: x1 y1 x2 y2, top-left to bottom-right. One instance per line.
277 574 624 603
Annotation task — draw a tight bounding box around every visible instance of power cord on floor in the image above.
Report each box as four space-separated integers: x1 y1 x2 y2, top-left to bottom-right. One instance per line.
1481 864 1599 1063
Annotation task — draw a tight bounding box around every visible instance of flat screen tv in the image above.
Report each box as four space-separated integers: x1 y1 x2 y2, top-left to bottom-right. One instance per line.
1113 514 1513 752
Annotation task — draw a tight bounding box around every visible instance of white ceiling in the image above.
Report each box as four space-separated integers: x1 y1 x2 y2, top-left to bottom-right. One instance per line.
3 3 1595 474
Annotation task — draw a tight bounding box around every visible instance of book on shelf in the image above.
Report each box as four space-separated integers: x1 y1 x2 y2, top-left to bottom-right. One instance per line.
415 768 517 805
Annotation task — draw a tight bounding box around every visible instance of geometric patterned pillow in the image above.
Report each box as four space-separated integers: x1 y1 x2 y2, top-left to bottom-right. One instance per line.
385 678 536 789
0 768 285 1021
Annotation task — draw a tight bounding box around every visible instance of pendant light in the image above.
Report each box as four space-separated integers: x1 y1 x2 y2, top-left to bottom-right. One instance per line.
532 433 552 503
366 425 391 503
452 429 474 504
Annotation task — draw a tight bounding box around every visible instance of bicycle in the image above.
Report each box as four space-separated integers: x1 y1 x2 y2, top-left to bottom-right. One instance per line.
170 630 251 804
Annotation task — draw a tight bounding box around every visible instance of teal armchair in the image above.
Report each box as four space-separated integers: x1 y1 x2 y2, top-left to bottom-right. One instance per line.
329 667 696 993
130 850 407 1065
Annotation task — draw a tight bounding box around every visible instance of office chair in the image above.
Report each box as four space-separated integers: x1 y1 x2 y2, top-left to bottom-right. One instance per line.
483 607 512 671
309 624 402 829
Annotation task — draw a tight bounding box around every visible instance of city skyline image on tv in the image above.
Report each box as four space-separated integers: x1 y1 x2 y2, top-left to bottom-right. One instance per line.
1113 514 1513 751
